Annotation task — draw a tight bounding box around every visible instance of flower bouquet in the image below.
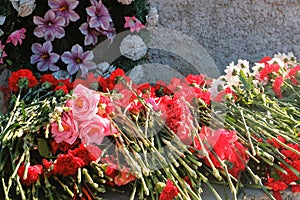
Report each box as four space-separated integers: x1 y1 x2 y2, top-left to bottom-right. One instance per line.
1 52 300 200
1 0 300 200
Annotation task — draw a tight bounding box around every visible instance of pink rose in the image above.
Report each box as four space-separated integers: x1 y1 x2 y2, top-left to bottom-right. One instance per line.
72 84 100 121
51 111 79 145
79 115 117 145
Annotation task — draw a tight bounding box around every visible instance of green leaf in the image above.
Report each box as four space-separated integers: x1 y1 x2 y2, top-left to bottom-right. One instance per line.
239 70 253 91
5 59 13 66
37 138 55 158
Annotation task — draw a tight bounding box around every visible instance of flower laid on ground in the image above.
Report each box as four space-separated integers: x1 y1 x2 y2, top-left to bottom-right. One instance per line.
79 22 100 46
78 114 117 145
124 16 146 32
30 41 60 72
8 69 38 92
70 83 100 120
33 10 65 41
6 28 26 46
87 0 112 30
17 164 44 186
61 44 97 75
159 179 179 200
2 53 300 200
48 0 80 25
195 127 249 178
1 1 300 200
51 110 79 144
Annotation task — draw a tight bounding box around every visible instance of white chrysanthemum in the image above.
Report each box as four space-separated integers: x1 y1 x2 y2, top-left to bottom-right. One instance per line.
274 52 297 69
274 52 296 62
236 59 251 75
120 34 147 61
252 62 265 77
267 57 285 68
209 77 226 98
117 0 134 5
224 62 242 87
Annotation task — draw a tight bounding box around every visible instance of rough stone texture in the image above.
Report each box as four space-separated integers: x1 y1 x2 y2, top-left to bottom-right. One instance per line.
150 0 300 73
127 63 185 84
144 27 220 78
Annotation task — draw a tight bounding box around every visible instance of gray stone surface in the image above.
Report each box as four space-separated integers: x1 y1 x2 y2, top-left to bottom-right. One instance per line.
99 184 300 200
144 27 220 78
127 63 185 84
150 0 300 72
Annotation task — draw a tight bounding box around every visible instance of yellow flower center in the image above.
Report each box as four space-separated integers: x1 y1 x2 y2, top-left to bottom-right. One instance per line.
89 128 99 135
60 5 68 12
75 99 84 108
76 58 82 64
62 122 70 131
41 54 49 59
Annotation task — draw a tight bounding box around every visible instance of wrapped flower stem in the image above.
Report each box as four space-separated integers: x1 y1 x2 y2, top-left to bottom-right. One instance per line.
111 106 219 199
16 176 26 200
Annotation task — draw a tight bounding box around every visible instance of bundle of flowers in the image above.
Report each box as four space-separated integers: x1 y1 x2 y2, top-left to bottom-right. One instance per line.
1 52 300 200
1 0 300 200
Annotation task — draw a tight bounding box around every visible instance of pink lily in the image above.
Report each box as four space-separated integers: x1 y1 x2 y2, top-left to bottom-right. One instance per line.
124 16 145 33
6 28 26 46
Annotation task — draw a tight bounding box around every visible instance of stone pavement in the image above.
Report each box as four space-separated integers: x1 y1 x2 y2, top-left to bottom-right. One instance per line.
100 184 300 200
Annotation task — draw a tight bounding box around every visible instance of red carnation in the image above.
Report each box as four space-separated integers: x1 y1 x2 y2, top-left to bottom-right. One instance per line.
163 98 194 145
258 64 280 83
8 69 38 93
183 176 192 187
109 68 125 81
61 78 73 91
280 143 300 161
184 74 206 87
42 159 53 171
193 87 211 105
201 128 249 178
53 153 85 177
101 156 118 186
114 166 136 186
278 160 300 184
99 68 127 92
17 164 43 186
40 74 58 88
97 95 115 118
270 135 286 148
69 144 101 166
214 87 237 102
273 76 284 98
159 179 179 200
54 84 69 94
73 73 100 90
86 73 101 90
287 66 300 85
50 139 80 154
266 178 288 191
154 80 173 96
258 56 272 64
291 184 300 193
